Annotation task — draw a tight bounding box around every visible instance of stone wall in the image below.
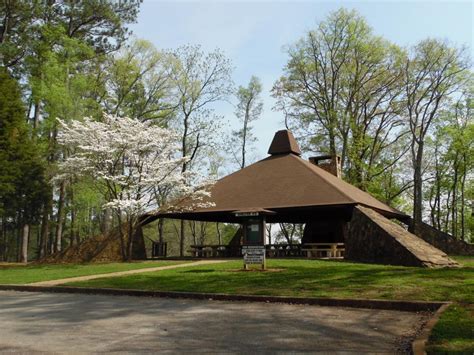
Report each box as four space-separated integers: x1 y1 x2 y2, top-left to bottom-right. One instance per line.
346 206 458 268
410 220 474 256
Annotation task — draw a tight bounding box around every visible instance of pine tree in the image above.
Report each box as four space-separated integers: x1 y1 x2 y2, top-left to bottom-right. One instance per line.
0 68 46 262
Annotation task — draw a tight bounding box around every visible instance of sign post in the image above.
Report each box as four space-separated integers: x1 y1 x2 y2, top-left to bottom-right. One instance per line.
234 211 267 270
242 245 266 270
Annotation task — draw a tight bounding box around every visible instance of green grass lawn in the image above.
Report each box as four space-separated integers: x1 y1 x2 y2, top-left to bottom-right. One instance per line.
427 303 474 354
0 260 187 284
452 255 474 268
67 257 473 353
67 258 473 302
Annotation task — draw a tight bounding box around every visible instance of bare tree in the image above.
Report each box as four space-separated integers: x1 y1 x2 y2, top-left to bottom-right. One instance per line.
231 76 263 169
170 45 233 256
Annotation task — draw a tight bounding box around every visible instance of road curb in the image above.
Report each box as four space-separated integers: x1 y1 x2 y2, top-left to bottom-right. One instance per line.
0 284 446 312
412 302 451 355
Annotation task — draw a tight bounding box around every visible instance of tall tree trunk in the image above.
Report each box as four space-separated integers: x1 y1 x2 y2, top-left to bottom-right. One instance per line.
199 222 206 245
48 227 54 255
16 223 21 262
216 222 222 245
411 143 424 233
117 212 126 260
451 160 458 238
435 163 441 230
179 113 192 257
266 224 272 245
69 184 76 246
33 100 41 130
158 218 164 244
20 224 29 263
412 163 423 230
39 190 52 259
102 208 112 234
180 219 185 256
4 219 8 261
43 125 57 256
460 153 467 241
189 221 197 245
126 217 134 261
0 217 4 261
444 189 451 233
55 181 66 252
88 205 93 237
241 106 250 169
328 126 337 157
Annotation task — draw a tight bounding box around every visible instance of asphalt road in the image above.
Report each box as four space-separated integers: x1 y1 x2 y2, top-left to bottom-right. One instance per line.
0 291 425 354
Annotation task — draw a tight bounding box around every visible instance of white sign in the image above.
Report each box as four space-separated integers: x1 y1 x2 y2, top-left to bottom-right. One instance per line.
234 211 259 217
242 245 265 265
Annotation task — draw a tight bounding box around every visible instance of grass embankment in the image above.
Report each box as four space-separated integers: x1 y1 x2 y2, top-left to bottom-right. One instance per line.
0 260 186 284
67 257 473 353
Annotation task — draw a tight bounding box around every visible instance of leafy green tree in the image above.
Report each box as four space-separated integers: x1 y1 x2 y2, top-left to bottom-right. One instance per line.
272 8 406 191
0 1 40 70
1 1 141 72
27 25 106 255
427 88 473 241
403 39 469 232
0 68 46 262
2 1 143 258
103 39 175 124
273 8 472 233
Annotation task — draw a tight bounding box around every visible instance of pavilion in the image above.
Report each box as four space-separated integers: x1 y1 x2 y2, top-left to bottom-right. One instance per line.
142 130 458 268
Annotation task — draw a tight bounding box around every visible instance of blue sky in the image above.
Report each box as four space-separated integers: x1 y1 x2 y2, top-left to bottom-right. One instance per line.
131 0 473 161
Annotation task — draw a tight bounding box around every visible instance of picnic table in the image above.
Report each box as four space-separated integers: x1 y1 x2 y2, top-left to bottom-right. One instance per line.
188 243 345 259
301 243 345 258
189 245 229 258
265 244 302 257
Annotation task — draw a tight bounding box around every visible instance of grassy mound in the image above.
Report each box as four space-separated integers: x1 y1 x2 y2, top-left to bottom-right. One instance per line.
40 225 146 264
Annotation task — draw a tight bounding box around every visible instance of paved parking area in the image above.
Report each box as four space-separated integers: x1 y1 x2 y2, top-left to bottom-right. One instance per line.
0 291 425 353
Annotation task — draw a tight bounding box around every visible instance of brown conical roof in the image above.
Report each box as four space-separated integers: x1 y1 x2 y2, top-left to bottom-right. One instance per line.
268 130 301 156
147 130 407 223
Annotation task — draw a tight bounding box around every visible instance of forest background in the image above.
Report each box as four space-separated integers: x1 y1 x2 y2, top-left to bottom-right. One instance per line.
0 1 472 262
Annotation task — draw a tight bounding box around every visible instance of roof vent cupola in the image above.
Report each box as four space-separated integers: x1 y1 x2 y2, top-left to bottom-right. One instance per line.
267 130 301 156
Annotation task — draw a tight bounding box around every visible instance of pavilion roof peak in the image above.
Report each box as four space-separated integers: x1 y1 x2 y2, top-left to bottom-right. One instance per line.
268 130 301 156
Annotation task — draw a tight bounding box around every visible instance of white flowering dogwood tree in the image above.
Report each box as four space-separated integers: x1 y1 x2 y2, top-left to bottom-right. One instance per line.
57 114 213 260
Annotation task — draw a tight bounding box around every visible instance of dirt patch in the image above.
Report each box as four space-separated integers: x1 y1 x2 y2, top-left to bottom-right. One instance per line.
0 263 26 267
227 268 285 273
395 311 432 353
